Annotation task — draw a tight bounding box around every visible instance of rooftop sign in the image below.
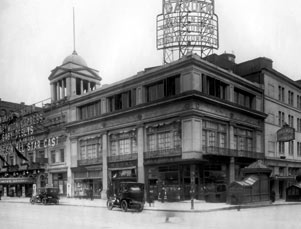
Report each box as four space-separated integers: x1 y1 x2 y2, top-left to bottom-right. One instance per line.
157 0 219 63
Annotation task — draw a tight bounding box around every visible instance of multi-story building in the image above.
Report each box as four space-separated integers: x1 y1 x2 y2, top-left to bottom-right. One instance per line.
235 57 301 200
0 51 267 201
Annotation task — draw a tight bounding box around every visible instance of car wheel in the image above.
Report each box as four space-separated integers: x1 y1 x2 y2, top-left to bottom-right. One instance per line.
30 197 35 205
107 200 114 210
121 200 128 212
42 198 47 205
137 204 144 212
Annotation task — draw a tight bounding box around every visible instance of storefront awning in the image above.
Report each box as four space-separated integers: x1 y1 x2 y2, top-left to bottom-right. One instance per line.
0 177 34 184
108 166 136 171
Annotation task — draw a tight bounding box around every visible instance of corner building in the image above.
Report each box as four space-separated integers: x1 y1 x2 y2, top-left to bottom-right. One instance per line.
53 53 266 201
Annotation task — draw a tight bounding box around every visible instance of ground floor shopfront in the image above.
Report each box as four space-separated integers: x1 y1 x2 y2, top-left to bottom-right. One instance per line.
267 158 301 200
144 156 257 202
72 166 103 198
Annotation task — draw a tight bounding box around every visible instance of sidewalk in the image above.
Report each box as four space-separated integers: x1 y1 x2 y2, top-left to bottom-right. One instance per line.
1 196 301 213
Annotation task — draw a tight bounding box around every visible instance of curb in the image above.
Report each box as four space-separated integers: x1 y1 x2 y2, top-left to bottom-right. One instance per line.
2 199 301 213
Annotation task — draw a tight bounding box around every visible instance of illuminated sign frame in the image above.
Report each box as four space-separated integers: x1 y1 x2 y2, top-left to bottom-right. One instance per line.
157 0 219 64
277 124 295 142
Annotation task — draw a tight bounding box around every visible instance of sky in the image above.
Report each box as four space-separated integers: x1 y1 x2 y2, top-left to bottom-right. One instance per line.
0 0 301 105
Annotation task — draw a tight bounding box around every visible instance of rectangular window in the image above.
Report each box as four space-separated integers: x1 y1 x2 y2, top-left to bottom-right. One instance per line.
80 138 101 159
234 128 254 152
288 91 294 106
268 141 275 154
10 156 14 165
288 115 294 128
79 100 101 120
234 88 255 109
278 86 285 102
289 141 294 156
279 142 285 155
298 118 301 132
108 89 136 112
202 121 227 150
146 75 180 102
51 150 56 164
278 111 285 127
27 152 34 163
297 142 301 157
60 149 65 162
206 76 227 100
146 122 181 151
109 132 137 156
297 95 301 109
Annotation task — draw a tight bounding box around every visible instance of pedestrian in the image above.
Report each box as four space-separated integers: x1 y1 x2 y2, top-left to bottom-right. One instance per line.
90 187 94 201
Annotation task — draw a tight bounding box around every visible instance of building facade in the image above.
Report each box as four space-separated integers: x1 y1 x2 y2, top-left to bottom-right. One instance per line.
235 57 301 200
1 52 268 201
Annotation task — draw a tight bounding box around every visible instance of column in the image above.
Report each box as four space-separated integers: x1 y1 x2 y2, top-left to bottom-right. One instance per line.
80 79 84 95
66 77 71 97
62 79 65 98
88 82 91 92
56 81 60 100
182 117 202 159
101 133 108 200
137 126 144 183
274 167 280 200
50 83 56 102
229 157 235 183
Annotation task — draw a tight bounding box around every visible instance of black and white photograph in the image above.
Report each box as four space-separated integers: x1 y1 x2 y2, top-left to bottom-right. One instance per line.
0 0 301 228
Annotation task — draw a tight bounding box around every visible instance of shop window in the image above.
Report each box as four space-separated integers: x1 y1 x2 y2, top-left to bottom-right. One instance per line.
145 75 180 102
107 89 136 112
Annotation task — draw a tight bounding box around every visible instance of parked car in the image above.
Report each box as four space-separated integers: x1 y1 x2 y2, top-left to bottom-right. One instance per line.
30 187 59 205
107 182 145 212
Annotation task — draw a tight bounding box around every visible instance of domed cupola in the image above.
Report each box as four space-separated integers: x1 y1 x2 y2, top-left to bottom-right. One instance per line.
48 50 102 102
62 50 87 67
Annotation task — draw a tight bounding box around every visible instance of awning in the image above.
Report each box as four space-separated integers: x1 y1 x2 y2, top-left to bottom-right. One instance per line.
271 175 296 181
108 166 136 171
235 175 259 186
0 177 34 184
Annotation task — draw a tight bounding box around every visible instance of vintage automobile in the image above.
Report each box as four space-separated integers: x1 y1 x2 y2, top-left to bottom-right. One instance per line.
30 187 59 205
106 182 145 212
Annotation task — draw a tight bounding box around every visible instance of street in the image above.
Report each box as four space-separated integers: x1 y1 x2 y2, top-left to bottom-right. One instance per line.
0 201 300 229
